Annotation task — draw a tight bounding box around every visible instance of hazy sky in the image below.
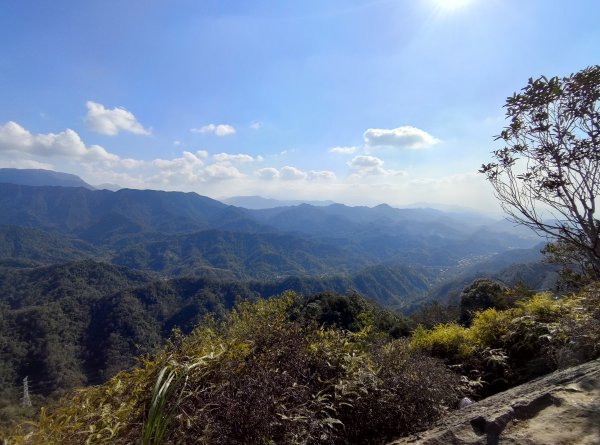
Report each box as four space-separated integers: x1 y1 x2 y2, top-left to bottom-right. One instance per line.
0 0 598 212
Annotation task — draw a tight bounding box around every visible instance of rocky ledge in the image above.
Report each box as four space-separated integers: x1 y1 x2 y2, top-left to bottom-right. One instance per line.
391 358 600 445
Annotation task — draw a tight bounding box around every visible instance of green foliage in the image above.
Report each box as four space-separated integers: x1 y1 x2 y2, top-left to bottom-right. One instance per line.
141 366 178 445
289 292 411 338
459 279 507 325
0 258 421 422
542 240 594 290
410 324 475 361
409 300 460 329
411 286 600 396
0 225 98 267
480 65 600 280
5 293 461 444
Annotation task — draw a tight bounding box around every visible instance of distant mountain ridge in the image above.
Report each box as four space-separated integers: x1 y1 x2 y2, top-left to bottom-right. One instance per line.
0 183 540 270
0 177 553 314
222 195 336 209
0 168 94 189
0 183 257 241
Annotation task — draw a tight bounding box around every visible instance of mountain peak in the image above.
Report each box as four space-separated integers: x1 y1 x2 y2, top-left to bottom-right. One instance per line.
0 168 94 189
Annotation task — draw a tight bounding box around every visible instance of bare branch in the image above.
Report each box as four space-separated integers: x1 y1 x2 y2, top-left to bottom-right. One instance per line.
480 65 600 280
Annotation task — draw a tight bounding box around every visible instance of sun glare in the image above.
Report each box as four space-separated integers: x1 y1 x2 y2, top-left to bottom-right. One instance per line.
434 0 474 12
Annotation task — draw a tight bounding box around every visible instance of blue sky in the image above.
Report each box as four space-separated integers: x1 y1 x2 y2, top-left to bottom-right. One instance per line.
0 0 598 212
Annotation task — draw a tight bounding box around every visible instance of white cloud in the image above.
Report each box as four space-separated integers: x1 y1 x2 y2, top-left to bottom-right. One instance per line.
308 170 336 180
348 155 405 178
329 146 357 155
280 166 308 181
0 159 54 170
213 153 262 163
120 158 145 169
256 167 280 180
85 101 150 136
191 123 236 136
153 150 204 170
250 121 263 130
151 150 245 186
0 121 119 163
173 140 181 146
151 151 205 185
255 166 335 182
349 155 384 169
204 163 243 180
364 126 440 150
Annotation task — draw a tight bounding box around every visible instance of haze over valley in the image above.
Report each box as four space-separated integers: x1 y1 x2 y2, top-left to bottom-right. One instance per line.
1 1 598 443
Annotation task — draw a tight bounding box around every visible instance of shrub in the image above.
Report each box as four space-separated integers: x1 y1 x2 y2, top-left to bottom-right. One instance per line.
470 308 512 347
459 279 507 325
409 301 460 329
410 323 476 362
289 292 411 338
412 286 600 396
338 340 460 444
6 292 461 445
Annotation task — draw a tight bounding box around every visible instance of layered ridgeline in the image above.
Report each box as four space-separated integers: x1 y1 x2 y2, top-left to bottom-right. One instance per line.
0 170 557 420
0 178 554 303
0 181 539 270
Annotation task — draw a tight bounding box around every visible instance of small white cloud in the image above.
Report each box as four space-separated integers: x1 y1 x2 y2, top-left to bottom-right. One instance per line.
153 151 204 170
364 126 440 150
0 159 54 170
280 166 308 181
191 123 236 136
349 155 384 169
256 167 280 180
329 146 357 155
308 170 336 181
205 163 243 180
255 166 335 182
348 155 405 177
151 150 245 186
250 121 263 130
85 101 150 136
151 151 205 185
213 153 261 163
120 158 145 169
0 121 120 163
173 140 181 146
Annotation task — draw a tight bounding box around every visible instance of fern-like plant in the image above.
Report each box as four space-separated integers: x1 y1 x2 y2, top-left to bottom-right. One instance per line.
141 366 178 445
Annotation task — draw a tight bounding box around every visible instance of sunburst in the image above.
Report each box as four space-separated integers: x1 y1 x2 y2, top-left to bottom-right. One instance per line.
434 0 475 12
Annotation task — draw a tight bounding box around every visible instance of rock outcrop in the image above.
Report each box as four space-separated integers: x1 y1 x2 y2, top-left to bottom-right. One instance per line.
391 358 600 445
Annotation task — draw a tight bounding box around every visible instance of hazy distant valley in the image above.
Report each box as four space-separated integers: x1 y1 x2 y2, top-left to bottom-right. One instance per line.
0 168 559 402
0 168 554 308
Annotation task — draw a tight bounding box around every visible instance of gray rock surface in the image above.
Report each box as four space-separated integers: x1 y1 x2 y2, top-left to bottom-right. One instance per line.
391 358 600 445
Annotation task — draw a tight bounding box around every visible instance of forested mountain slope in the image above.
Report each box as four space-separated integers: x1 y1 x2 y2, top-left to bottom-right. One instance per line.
0 259 425 398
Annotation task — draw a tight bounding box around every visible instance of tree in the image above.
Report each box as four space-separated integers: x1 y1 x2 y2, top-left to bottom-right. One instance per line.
480 66 600 279
459 279 506 325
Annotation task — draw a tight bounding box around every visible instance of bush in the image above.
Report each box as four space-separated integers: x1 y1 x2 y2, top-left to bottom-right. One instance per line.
289 292 411 338
6 292 461 445
459 279 507 325
409 301 460 329
411 286 600 397
410 323 476 362
338 340 460 443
